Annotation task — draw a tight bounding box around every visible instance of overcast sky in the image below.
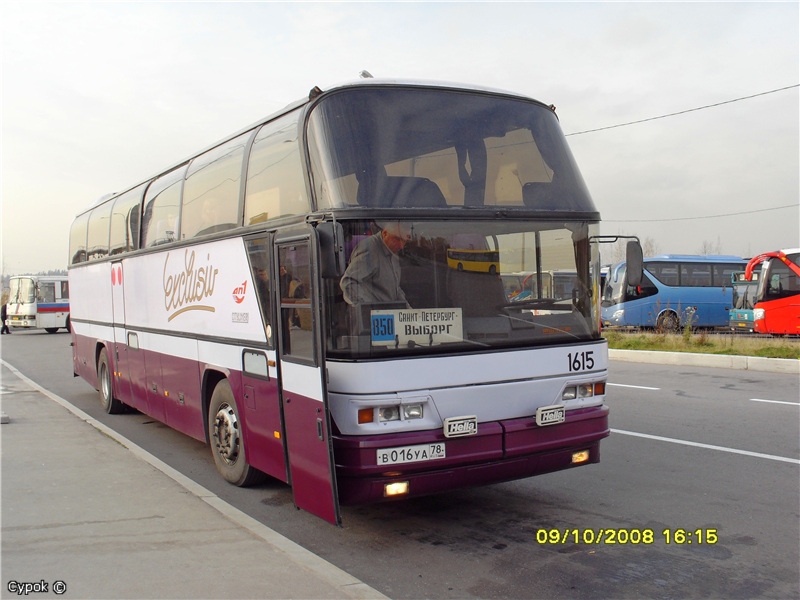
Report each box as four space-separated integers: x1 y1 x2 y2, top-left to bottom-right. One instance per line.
2 2 798 274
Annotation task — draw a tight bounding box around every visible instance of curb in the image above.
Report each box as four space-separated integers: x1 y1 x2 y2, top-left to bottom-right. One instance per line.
609 349 800 374
0 358 389 600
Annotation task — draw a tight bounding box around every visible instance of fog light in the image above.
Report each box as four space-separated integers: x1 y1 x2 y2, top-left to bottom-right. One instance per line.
379 406 401 422
384 481 409 497
562 386 577 400
572 450 590 464
403 404 423 419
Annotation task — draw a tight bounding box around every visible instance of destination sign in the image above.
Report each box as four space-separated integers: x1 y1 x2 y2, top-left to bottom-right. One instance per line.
370 308 463 347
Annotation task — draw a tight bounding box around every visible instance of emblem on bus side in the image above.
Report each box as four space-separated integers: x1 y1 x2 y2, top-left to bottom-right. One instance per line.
443 415 478 438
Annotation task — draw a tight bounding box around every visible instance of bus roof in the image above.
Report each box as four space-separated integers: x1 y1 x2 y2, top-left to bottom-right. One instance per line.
78 78 550 216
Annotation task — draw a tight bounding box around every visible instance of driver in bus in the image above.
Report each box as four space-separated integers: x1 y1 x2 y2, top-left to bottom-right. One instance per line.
340 221 412 308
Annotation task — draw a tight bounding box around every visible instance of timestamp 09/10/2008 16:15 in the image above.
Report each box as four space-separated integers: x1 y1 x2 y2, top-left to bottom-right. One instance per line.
536 528 719 545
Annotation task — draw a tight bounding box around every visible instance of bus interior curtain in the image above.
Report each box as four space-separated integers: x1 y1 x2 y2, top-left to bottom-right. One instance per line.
456 141 487 206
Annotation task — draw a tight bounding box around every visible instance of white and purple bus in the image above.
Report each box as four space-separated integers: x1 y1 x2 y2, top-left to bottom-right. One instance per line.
69 79 635 524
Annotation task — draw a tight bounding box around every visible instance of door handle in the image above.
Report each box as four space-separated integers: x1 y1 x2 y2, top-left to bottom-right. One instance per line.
316 418 324 441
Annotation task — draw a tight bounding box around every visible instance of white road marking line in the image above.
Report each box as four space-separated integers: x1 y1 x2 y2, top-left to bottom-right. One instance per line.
611 428 800 465
607 383 661 391
750 398 800 406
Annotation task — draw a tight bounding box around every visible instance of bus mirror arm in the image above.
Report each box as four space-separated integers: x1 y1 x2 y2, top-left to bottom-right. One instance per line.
590 235 643 286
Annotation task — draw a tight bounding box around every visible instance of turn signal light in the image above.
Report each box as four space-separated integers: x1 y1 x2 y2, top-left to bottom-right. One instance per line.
358 408 374 424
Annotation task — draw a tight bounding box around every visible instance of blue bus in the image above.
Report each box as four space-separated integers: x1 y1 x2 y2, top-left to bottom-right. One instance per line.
602 255 748 331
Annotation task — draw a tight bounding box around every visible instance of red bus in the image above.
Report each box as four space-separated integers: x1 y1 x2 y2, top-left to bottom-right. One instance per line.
745 249 800 335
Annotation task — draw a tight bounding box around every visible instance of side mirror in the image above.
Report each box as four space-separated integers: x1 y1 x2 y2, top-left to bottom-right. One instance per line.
626 240 644 287
317 222 345 278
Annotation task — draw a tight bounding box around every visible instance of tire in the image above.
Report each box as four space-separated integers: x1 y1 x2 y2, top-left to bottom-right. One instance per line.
65 316 71 333
208 380 266 487
457 263 464 271
98 348 124 414
45 328 59 334
656 311 680 333
489 264 497 275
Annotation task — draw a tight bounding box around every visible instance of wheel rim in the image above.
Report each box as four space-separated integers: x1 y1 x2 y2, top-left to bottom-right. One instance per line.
213 403 240 466
100 363 111 405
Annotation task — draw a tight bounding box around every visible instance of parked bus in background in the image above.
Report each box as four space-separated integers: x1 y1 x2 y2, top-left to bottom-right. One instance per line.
68 78 642 525
729 269 760 333
745 249 800 336
502 271 579 303
5 275 70 333
446 249 500 274
602 255 747 331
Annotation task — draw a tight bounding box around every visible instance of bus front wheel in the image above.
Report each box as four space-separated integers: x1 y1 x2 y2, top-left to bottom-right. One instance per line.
98 348 124 414
657 311 680 333
208 380 266 487
45 328 59 334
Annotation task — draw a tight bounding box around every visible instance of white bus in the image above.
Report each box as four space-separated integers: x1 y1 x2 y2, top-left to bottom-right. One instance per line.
5 275 70 333
69 79 640 525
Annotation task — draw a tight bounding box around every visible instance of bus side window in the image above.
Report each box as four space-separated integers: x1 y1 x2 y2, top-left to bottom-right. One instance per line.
182 131 250 239
39 283 55 303
244 110 309 225
245 237 273 347
625 273 657 300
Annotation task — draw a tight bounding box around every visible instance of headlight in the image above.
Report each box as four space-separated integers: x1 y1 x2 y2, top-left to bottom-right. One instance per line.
403 404 423 419
753 308 765 321
379 406 401 422
612 310 624 320
562 380 606 401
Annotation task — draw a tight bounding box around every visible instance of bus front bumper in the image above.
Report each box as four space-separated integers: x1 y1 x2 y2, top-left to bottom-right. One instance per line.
333 405 609 505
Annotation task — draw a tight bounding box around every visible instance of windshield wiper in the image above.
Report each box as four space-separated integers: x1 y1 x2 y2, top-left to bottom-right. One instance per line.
498 298 571 311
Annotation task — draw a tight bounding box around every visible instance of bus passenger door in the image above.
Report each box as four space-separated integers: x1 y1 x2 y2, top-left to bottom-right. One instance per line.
110 262 133 406
274 233 341 525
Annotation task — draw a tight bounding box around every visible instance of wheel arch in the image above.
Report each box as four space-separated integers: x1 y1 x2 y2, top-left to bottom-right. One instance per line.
201 367 230 444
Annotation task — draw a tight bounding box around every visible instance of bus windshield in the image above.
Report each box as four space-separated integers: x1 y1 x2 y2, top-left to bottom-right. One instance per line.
307 87 596 212
325 219 600 359
9 277 35 305
732 271 758 310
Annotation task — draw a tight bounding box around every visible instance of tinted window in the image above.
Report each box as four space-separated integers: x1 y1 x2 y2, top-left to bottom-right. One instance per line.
244 111 309 224
87 201 113 260
712 264 741 287
646 262 679 286
182 132 251 239
764 260 800 300
245 237 273 346
69 212 90 265
308 88 594 212
142 167 186 248
680 264 712 287
109 184 147 254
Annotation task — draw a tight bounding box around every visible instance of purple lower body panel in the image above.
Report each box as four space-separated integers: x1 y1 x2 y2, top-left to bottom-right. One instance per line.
334 405 609 505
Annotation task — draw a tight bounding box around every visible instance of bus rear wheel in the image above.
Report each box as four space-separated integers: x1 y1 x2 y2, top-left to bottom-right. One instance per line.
98 348 124 414
45 328 59 334
208 379 266 487
657 311 680 333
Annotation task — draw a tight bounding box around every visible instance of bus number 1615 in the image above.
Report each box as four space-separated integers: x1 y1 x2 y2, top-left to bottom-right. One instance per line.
568 351 594 372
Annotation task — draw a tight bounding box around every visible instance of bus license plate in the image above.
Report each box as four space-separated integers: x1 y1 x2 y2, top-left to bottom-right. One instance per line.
377 443 446 466
536 405 566 426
